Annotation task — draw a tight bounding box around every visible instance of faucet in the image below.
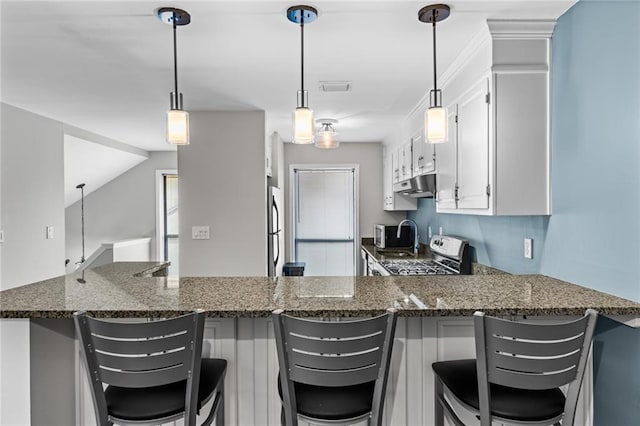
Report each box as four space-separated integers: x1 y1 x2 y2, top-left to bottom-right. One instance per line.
397 219 419 256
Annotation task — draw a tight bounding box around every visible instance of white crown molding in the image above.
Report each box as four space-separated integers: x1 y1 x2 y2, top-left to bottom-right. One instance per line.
405 25 490 122
487 19 557 39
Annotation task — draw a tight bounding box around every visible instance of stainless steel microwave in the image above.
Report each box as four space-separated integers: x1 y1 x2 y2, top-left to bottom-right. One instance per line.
374 225 412 249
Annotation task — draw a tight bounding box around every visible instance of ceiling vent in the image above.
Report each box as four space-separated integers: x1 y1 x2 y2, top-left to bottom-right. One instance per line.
319 81 352 92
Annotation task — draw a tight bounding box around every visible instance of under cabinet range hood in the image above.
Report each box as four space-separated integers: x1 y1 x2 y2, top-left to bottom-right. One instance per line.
393 173 436 198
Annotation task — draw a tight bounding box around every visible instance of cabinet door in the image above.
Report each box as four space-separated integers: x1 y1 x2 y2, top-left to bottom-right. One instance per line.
382 152 393 209
412 133 424 176
457 79 489 209
391 150 400 184
400 143 412 181
435 106 458 210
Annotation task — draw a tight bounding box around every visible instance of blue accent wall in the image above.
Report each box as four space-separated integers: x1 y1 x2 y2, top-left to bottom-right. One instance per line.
409 0 640 303
408 3 640 423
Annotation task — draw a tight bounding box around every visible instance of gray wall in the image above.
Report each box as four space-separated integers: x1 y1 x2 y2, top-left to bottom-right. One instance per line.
1 104 65 290
178 111 267 276
65 151 176 268
284 142 405 261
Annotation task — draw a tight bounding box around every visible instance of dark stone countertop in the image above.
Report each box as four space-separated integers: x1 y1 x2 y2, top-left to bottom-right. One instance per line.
0 262 638 319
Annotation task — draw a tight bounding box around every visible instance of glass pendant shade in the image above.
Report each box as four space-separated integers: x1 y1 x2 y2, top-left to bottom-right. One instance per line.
292 107 315 144
167 109 190 145
316 126 339 149
425 106 448 144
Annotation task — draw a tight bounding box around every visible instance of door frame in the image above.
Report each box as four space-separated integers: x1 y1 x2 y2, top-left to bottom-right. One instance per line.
288 164 360 274
155 169 177 262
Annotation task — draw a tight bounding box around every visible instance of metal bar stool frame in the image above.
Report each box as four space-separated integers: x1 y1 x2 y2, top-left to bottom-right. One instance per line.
434 309 598 426
273 308 398 426
74 310 225 426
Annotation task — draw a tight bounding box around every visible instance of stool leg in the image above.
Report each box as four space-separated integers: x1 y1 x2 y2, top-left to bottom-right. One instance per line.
434 376 444 426
215 387 225 426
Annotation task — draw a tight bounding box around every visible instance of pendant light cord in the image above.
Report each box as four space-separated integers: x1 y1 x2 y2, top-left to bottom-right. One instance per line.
173 12 179 105
432 9 437 93
81 186 85 262
300 18 305 94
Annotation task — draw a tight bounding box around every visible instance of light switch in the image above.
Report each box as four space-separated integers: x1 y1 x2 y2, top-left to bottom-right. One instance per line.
46 226 54 239
191 226 210 240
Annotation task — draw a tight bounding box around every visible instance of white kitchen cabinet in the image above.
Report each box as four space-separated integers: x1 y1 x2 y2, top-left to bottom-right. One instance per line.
398 142 412 182
434 20 553 215
391 149 400 184
383 148 417 211
435 107 458 210
436 78 490 211
266 132 272 178
411 131 435 177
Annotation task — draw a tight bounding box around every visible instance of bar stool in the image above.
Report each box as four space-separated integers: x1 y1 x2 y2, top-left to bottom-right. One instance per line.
432 309 598 426
272 308 398 426
74 310 226 426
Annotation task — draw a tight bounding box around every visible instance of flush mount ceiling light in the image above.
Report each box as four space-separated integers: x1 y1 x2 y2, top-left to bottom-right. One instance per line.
157 7 191 145
288 5 318 144
419 4 450 144
315 118 339 149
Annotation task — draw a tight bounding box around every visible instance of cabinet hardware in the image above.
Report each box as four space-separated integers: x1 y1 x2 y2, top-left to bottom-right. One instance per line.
486 184 491 196
485 93 490 104
455 115 458 123
454 185 460 202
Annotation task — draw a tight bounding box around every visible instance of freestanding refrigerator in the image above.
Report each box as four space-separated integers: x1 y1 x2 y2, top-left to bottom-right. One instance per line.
267 185 285 276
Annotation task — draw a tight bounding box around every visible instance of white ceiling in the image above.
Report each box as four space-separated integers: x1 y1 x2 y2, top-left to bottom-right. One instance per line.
1 1 575 151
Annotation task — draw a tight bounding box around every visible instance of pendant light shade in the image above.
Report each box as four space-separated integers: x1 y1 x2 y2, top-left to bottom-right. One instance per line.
287 6 318 144
315 119 339 149
419 4 450 144
167 109 190 145
293 106 315 144
158 7 191 145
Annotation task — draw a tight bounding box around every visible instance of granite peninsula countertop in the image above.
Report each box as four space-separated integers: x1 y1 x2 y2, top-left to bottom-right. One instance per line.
1 262 638 319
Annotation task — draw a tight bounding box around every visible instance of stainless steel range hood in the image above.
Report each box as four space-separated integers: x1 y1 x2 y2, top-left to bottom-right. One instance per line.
392 173 436 198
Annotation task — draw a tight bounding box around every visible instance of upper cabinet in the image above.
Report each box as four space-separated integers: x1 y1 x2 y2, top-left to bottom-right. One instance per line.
433 20 554 216
411 131 436 177
399 142 413 182
267 132 284 188
383 147 417 211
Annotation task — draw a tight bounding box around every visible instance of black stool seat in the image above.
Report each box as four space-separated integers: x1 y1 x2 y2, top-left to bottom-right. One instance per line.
106 358 227 422
432 359 566 422
278 374 375 421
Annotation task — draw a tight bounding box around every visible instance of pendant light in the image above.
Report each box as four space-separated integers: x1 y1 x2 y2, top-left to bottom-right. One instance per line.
419 4 450 144
287 5 318 144
316 118 339 149
158 7 191 145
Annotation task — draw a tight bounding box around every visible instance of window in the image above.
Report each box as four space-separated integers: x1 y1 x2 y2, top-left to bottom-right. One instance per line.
291 166 358 276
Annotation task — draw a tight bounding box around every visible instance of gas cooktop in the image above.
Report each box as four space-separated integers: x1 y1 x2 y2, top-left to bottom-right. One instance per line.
378 259 456 275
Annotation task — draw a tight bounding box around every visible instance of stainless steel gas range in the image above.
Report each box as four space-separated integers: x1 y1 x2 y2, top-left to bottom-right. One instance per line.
375 235 470 276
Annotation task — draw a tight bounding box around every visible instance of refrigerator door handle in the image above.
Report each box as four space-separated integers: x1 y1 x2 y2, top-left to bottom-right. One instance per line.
274 232 280 268
273 196 280 232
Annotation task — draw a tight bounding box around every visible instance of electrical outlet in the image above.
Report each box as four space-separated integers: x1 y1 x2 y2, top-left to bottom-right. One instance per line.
524 238 533 259
46 226 54 239
428 226 433 239
191 226 210 240
439 226 443 236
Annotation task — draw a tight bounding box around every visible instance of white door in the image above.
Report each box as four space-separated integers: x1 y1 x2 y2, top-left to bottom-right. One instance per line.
435 105 458 210
293 168 357 276
457 78 490 209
